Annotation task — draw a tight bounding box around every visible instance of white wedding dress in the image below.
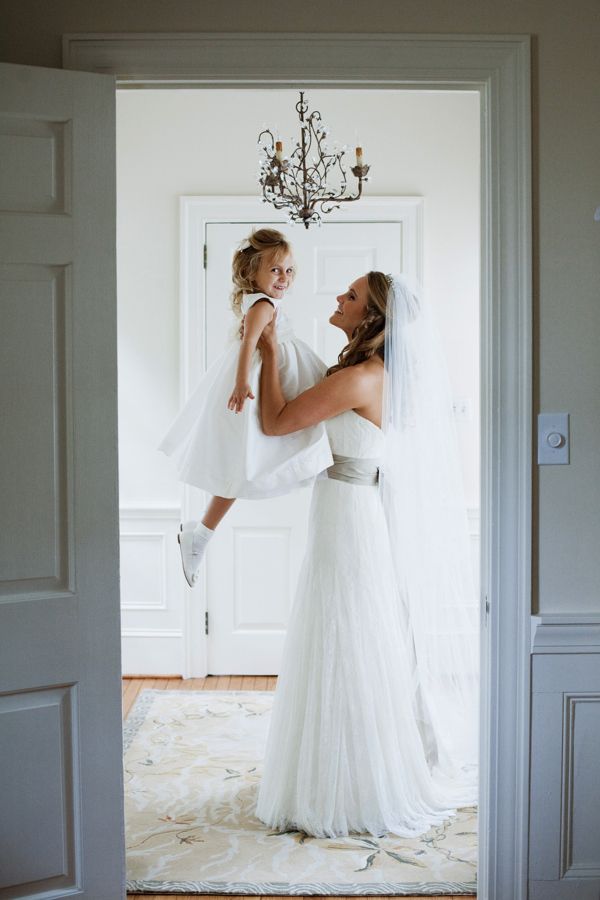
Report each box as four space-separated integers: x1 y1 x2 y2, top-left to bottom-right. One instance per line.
255 408 461 839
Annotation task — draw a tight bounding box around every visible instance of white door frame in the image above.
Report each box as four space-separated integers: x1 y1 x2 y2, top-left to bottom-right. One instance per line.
64 33 532 900
180 195 424 677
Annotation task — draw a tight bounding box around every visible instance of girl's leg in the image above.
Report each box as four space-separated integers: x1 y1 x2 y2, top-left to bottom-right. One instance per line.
178 496 236 586
201 496 236 530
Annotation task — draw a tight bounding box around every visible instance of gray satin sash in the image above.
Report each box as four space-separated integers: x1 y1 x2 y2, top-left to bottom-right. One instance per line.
326 453 380 486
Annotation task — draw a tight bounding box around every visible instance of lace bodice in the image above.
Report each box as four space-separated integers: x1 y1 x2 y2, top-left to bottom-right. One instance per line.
325 409 384 460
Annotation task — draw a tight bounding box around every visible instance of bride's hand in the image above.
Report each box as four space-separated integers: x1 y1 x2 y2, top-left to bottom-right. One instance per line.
257 317 278 356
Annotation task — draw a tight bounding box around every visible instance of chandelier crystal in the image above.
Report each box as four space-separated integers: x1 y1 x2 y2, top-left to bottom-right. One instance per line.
257 91 370 229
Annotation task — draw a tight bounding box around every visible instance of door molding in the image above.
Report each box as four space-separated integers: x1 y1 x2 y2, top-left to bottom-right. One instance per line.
64 33 532 900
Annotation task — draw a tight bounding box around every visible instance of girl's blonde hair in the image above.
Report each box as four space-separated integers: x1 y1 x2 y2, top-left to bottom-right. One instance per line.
326 271 391 376
231 228 295 317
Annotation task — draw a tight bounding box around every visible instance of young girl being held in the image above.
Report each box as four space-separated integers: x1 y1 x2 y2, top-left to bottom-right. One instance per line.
159 228 332 586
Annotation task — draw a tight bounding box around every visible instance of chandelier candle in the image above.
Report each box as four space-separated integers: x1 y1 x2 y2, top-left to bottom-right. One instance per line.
257 91 371 228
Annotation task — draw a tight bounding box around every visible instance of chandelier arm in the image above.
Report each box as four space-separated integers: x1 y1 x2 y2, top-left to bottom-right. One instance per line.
257 128 275 149
318 201 342 216
319 180 364 210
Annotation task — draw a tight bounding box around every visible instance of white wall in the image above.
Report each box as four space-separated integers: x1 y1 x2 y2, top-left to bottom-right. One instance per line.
115 88 480 508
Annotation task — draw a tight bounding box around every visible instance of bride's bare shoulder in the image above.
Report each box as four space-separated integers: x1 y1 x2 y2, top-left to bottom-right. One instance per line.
329 357 383 395
355 356 384 380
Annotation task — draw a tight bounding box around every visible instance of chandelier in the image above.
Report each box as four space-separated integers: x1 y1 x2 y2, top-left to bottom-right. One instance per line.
257 91 370 229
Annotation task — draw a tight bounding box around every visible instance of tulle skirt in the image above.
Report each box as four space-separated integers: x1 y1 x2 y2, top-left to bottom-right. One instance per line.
255 476 463 838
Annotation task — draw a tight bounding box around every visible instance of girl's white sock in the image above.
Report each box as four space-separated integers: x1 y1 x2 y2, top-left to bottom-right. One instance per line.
195 521 214 540
193 521 214 557
185 520 214 574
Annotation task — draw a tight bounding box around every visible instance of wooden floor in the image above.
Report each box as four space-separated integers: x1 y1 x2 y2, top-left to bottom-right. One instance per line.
122 676 474 900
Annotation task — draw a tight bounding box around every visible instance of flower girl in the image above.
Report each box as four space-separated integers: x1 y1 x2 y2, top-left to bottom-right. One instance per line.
159 228 333 585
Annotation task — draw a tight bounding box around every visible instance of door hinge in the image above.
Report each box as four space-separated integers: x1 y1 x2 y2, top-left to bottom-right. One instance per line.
205 610 209 635
203 243 207 269
484 595 490 616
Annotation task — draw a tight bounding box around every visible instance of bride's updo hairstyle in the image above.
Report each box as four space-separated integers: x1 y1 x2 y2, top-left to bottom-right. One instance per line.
326 271 392 376
231 228 295 318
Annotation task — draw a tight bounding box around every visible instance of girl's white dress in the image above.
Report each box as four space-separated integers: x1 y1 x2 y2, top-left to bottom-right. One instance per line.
158 292 333 499
255 409 461 838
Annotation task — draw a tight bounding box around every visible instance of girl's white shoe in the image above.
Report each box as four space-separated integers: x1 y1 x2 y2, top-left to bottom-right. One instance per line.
177 521 213 586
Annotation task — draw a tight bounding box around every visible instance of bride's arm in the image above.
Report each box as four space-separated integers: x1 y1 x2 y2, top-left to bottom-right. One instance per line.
258 325 372 436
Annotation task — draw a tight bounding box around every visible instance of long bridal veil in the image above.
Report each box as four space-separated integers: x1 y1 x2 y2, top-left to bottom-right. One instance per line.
379 274 479 803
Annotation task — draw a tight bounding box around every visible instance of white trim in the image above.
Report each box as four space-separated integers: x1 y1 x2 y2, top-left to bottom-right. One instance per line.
63 31 527 89
66 33 532 900
531 614 600 654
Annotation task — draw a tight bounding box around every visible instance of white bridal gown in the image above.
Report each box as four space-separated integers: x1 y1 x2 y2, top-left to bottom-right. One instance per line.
255 408 460 839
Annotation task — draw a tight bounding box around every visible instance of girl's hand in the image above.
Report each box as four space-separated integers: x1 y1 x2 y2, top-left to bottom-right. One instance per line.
257 317 278 356
227 382 255 414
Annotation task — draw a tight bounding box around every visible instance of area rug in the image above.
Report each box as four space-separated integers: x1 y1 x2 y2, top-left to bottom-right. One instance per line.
124 689 477 895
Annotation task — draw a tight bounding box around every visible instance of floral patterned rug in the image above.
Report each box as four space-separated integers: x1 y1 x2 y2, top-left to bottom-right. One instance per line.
124 689 477 895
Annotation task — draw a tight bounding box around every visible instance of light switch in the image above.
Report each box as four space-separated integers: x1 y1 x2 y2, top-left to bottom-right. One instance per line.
537 413 570 465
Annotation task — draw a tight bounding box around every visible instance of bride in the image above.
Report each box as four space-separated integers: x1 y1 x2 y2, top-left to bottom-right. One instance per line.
254 271 479 839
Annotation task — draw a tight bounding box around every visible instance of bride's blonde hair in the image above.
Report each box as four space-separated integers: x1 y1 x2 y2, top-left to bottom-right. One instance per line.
231 228 295 317
326 271 391 376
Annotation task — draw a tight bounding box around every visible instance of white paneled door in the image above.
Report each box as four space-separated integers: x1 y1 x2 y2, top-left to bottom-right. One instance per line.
0 64 125 896
203 219 405 674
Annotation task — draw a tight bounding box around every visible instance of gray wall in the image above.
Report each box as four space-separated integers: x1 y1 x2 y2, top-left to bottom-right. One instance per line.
2 0 599 615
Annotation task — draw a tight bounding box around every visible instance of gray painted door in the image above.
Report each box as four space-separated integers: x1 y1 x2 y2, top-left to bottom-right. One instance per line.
0 63 125 896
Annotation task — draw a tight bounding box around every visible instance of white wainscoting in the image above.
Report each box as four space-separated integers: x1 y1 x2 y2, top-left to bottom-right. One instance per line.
529 614 600 900
119 507 187 675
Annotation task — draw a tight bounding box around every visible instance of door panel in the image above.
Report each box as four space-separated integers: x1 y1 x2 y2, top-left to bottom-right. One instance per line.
1 265 70 592
0 63 124 898
204 221 403 674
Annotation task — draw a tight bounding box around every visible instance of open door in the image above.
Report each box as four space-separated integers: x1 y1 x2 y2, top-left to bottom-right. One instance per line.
0 63 124 896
